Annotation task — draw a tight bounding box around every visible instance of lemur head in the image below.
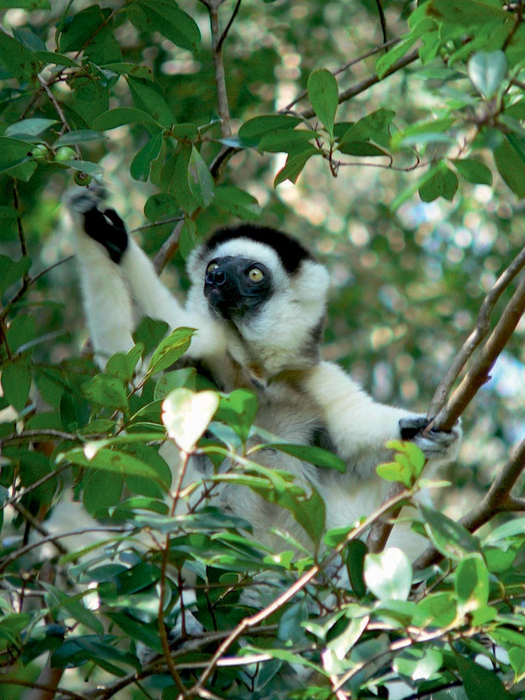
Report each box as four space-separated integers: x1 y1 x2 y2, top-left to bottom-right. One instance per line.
187 225 330 376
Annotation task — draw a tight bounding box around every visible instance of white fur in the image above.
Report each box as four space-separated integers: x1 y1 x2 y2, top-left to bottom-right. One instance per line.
66 193 461 558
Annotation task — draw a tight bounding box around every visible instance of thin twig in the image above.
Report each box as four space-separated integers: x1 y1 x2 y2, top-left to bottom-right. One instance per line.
217 0 242 52
0 678 85 700
368 255 525 553
209 0 232 137
153 218 186 274
187 488 411 697
374 0 388 45
37 74 81 157
130 216 184 233
1 255 74 320
2 464 71 509
427 244 525 418
434 272 525 431
11 502 68 555
12 179 30 290
281 38 400 113
299 47 419 119
415 438 525 569
158 451 190 695
0 527 130 574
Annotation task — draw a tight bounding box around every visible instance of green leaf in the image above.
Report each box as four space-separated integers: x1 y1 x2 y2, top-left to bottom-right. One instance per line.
337 141 389 157
364 548 413 601
346 539 368 598
154 368 196 400
0 0 50 7
82 469 124 515
376 36 418 80
468 50 508 98
105 612 162 653
187 146 215 208
509 648 525 684
162 388 219 453
393 648 442 681
452 158 493 185
127 76 175 127
81 374 129 411
274 145 318 186
146 327 194 377
0 137 33 174
217 389 258 443
377 439 425 487
0 30 34 79
455 553 489 613
1 361 31 412
419 164 458 202
31 50 79 67
105 345 144 382
258 129 315 154
238 115 302 143
178 218 198 259
213 186 261 221
92 107 159 131
60 6 104 52
419 504 481 560
0 254 31 295
55 130 106 146
42 584 103 636
270 443 346 473
59 160 104 178
102 62 153 81
127 0 201 54
494 135 525 198
130 131 164 182
413 592 456 627
5 118 58 138
426 0 508 27
307 69 338 136
457 656 512 700
339 109 396 146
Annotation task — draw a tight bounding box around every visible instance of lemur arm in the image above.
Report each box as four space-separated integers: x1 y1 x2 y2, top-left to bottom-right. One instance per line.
66 187 225 367
303 361 461 472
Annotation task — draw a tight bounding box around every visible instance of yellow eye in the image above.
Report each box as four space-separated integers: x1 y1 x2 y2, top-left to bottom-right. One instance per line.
206 262 219 274
248 267 264 282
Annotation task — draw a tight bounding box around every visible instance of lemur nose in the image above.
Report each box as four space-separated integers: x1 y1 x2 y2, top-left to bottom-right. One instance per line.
206 268 226 286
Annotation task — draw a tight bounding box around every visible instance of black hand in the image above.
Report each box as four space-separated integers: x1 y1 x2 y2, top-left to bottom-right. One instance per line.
82 207 128 264
399 416 429 441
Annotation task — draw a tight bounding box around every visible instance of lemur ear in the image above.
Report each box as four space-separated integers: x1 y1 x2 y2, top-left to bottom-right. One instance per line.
292 260 330 302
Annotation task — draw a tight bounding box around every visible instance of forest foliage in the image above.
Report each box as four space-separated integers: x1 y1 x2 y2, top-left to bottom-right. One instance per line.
1 1 525 699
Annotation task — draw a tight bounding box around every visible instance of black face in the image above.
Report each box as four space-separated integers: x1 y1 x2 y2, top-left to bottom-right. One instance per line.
203 255 272 320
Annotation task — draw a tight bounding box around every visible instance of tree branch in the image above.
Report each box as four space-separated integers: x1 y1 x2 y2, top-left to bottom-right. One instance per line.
374 0 388 46
209 0 232 138
299 48 419 119
428 244 525 420
153 218 186 274
280 38 400 113
368 251 525 553
0 255 74 321
415 437 525 569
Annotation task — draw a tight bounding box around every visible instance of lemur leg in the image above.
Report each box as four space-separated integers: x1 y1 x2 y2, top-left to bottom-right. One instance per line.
303 361 461 472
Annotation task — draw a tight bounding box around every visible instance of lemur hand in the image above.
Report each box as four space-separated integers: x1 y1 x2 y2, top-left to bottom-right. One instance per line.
399 415 462 461
65 185 128 264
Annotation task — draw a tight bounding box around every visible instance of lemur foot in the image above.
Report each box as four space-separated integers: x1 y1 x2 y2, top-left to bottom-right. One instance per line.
399 415 462 461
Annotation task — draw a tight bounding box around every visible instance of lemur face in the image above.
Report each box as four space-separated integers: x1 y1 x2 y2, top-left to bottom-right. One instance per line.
203 255 272 320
